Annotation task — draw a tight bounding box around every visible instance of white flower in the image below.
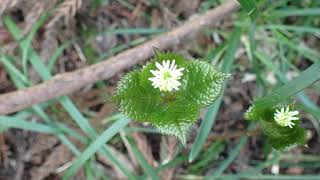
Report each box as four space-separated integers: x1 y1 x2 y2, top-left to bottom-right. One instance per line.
148 60 184 92
274 107 299 128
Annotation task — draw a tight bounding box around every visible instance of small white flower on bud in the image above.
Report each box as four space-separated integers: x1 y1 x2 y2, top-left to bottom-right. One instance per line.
274 107 299 128
148 60 184 92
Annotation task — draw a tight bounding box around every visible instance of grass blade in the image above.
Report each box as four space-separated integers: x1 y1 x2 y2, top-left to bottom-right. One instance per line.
237 0 258 20
189 27 242 162
0 116 57 133
104 28 165 35
271 30 320 62
209 174 320 180
63 118 130 179
253 61 320 109
22 14 49 75
126 135 159 180
1 56 30 86
209 136 247 178
272 8 320 18
3 15 52 80
262 24 320 34
48 41 73 72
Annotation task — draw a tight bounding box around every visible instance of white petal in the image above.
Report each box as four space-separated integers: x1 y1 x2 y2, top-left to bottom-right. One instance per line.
280 108 284 114
164 60 170 69
289 117 299 121
170 60 176 70
150 70 159 76
155 62 164 70
289 111 299 116
285 107 290 113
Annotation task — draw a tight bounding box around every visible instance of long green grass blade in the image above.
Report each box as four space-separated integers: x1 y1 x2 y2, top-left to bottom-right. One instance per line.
237 0 258 19
59 96 97 136
210 174 320 180
32 106 81 155
104 28 165 35
188 141 224 173
253 61 320 109
189 27 242 162
271 30 320 62
208 136 247 178
140 156 187 179
3 15 52 80
22 14 49 75
0 116 57 133
272 8 320 18
48 41 73 72
98 37 146 61
263 24 320 34
1 56 30 86
255 52 320 116
63 118 130 179
126 136 159 180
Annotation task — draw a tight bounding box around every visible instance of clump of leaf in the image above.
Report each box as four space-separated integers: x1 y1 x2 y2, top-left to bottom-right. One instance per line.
114 51 229 145
245 103 307 151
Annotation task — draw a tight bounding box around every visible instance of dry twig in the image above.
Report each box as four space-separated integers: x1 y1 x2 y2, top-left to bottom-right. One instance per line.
0 0 239 115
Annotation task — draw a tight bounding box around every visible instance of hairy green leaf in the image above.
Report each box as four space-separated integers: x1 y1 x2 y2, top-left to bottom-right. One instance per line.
177 61 228 106
114 71 161 121
260 120 306 151
155 122 192 146
114 51 228 144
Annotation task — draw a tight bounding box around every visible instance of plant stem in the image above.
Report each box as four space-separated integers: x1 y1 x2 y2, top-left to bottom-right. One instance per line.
204 129 261 148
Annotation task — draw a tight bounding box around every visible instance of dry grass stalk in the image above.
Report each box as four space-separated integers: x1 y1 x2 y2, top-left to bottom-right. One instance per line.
47 0 82 29
30 144 72 180
23 0 58 34
159 136 178 180
132 132 158 168
0 0 23 15
39 0 82 72
97 146 135 179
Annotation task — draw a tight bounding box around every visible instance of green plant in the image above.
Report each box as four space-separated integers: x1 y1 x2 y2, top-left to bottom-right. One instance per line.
245 104 306 151
114 50 229 145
